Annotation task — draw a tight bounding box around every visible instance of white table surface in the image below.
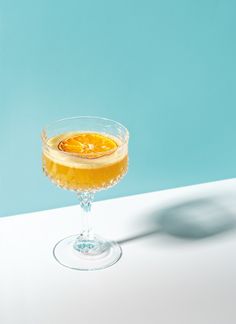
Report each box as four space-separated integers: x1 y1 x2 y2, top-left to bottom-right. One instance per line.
1 179 236 324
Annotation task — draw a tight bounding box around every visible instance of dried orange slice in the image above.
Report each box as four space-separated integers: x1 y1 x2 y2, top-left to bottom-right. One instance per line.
58 132 118 159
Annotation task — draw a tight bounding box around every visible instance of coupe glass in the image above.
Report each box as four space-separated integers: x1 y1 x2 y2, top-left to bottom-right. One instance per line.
41 116 129 270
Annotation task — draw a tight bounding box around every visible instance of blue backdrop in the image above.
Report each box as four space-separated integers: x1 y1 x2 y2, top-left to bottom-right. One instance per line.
1 0 236 217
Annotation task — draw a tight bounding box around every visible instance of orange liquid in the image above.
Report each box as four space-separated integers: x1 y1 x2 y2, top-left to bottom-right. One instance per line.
42 132 128 191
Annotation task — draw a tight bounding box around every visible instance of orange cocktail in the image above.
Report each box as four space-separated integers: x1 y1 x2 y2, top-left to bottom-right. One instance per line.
43 132 128 191
42 116 129 271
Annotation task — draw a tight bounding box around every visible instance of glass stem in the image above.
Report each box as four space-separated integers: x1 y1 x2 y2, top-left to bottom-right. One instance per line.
78 191 94 240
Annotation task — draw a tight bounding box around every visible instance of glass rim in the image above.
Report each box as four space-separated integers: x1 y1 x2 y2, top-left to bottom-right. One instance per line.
41 115 129 157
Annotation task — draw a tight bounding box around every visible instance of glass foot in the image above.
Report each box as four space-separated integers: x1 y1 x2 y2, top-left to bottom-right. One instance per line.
53 234 122 271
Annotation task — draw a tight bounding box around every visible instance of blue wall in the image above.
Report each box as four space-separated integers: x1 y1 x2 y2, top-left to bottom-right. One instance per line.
1 0 236 217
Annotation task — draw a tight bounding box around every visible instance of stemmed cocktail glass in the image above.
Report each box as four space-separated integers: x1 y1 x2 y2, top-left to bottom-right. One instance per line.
42 116 129 270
